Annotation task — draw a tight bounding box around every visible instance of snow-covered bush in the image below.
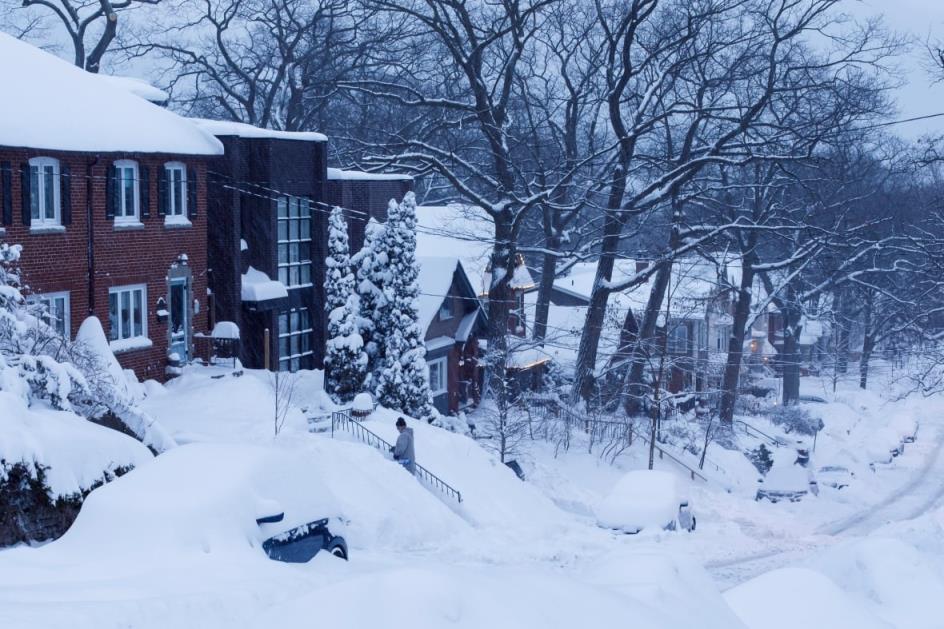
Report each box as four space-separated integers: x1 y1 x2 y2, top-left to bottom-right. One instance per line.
324 206 368 402
747 444 774 475
768 405 824 436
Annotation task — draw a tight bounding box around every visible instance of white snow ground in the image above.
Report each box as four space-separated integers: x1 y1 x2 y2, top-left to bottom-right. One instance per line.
3 361 944 628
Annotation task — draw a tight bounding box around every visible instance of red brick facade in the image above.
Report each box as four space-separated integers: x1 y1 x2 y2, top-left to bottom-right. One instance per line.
0 147 210 382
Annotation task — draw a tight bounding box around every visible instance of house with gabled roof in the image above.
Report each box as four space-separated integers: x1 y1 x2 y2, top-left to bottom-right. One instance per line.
0 33 223 381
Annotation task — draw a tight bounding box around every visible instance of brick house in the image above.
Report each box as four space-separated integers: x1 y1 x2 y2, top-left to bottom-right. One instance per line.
416 257 488 414
0 33 223 381
195 120 411 371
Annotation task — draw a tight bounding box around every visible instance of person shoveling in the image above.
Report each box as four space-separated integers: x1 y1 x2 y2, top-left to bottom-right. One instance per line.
390 417 416 474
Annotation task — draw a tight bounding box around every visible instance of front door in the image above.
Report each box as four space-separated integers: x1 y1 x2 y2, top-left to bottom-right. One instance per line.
169 277 190 362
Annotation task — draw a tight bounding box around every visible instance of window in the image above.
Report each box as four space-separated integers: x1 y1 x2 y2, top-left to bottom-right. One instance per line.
29 291 70 338
164 162 187 217
439 296 454 320
109 284 147 342
277 196 312 288
428 357 447 395
716 325 731 351
28 157 60 226
114 160 139 222
278 307 313 372
667 323 689 354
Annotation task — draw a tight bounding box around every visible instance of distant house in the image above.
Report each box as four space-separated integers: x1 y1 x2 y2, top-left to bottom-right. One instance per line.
416 257 488 414
196 120 411 372
0 33 223 381
415 204 548 386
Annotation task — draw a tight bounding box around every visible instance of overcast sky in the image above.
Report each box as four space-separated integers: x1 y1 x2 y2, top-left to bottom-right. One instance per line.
846 0 944 138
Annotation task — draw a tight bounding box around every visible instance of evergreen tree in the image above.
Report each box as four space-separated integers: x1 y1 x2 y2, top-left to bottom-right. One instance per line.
373 193 435 421
324 207 368 401
325 206 353 313
353 217 388 377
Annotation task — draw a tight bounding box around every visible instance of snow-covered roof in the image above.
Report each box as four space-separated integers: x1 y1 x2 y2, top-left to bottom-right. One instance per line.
416 205 534 295
416 256 460 333
241 266 288 302
96 74 169 103
327 168 412 181
0 34 222 155
191 118 327 142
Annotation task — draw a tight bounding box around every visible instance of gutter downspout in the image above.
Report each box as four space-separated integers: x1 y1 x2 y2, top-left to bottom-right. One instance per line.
86 155 100 314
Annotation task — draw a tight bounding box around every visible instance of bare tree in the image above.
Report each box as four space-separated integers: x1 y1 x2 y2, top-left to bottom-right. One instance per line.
11 0 160 71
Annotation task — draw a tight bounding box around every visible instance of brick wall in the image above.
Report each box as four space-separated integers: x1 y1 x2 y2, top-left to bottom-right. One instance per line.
0 147 210 382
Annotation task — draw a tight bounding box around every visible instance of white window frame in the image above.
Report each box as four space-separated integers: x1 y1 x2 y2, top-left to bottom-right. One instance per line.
28 291 70 338
428 356 448 396
164 161 188 218
278 307 313 372
28 157 61 227
108 284 148 343
114 159 140 223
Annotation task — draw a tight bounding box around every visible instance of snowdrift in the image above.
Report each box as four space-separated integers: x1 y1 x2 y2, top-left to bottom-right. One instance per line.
0 390 152 499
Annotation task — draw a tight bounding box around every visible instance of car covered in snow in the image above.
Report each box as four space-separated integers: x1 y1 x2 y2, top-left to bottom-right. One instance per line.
816 465 854 490
596 470 695 534
866 427 905 467
891 416 918 444
756 460 818 503
257 513 348 562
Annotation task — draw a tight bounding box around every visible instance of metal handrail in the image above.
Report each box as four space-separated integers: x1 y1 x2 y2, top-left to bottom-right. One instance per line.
528 397 710 483
331 410 463 504
734 419 788 447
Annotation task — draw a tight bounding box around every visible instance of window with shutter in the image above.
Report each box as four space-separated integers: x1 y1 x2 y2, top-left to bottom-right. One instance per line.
186 167 197 219
112 160 140 223
0 162 11 226
163 162 188 223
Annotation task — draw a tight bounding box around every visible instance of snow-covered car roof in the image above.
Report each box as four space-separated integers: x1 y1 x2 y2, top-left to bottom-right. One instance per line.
0 33 223 156
596 470 685 533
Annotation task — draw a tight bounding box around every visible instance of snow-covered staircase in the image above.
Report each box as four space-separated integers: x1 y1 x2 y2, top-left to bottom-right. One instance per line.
329 410 463 504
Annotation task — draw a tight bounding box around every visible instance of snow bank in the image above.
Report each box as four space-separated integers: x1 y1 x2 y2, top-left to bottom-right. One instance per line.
363 410 574 539
241 266 288 302
595 469 682 532
725 567 891 629
0 33 221 155
810 537 944 629
259 560 703 629
0 391 152 498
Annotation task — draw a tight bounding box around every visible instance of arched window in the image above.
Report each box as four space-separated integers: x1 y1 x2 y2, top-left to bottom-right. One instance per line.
28 157 60 226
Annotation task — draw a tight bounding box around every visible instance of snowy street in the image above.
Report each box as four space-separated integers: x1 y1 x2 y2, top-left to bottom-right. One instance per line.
4 364 944 628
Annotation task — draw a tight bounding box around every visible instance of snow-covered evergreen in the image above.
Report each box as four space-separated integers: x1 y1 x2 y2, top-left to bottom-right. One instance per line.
373 193 435 421
353 217 388 377
324 207 368 402
325 206 354 314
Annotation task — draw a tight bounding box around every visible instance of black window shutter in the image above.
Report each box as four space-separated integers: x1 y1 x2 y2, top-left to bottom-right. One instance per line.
1 162 11 226
20 163 31 226
105 164 116 219
157 165 167 215
187 167 197 219
60 163 72 225
140 165 150 218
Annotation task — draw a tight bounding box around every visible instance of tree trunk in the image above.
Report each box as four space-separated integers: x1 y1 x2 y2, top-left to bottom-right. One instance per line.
859 290 874 390
623 261 672 416
781 304 802 406
485 212 516 396
719 257 756 423
569 168 627 406
532 246 558 342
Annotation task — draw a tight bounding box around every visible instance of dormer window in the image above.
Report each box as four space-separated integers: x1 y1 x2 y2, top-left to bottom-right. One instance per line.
28 157 60 226
113 159 140 222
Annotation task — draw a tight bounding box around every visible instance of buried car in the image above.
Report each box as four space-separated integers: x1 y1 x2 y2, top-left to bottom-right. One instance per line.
596 470 696 534
756 459 818 503
257 513 348 562
817 465 854 490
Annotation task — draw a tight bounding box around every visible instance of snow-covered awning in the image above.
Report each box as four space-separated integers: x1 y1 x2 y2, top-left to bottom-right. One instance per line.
327 168 412 181
425 336 455 354
241 267 288 304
